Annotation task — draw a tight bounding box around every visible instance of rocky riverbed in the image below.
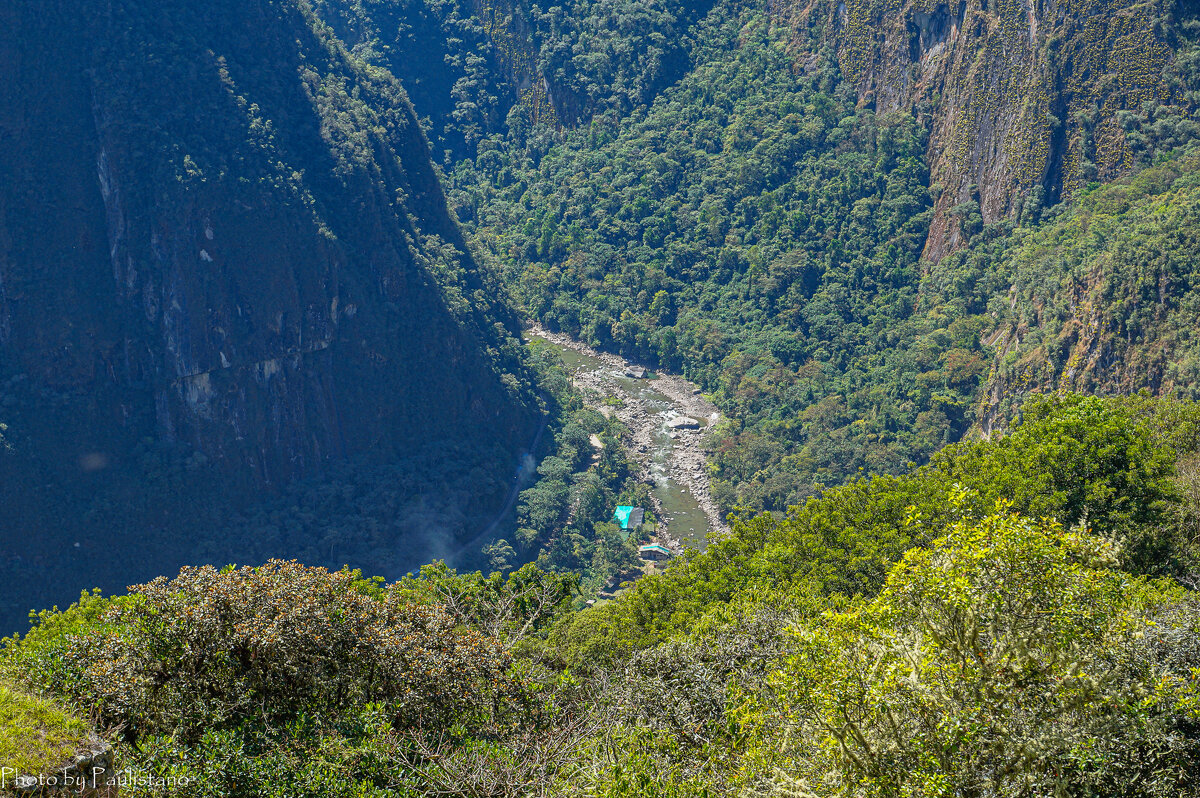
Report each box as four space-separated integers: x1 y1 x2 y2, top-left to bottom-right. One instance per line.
527 324 729 550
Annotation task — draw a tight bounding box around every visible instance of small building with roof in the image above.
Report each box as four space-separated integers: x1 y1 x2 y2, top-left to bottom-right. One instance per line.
639 543 672 561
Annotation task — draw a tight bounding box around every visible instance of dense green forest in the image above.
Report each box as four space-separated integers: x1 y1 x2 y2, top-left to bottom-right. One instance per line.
447 3 1200 513
936 152 1200 421
304 0 715 162
453 8 978 511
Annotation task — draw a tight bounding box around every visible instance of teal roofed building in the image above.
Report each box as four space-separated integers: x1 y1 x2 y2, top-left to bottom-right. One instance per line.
639 544 671 561
612 506 645 530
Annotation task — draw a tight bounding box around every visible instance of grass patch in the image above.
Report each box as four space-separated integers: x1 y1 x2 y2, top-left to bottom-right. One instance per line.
0 682 90 776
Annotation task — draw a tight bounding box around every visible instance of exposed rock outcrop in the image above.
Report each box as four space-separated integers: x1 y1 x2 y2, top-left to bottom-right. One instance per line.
10 743 117 798
777 0 1183 260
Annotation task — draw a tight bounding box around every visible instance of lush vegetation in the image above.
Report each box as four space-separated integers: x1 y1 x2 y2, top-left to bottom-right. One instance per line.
7 0 1200 794
753 507 1199 797
308 0 716 162
431 2 1200 521
549 392 1200 663
450 8 995 513
3 395 1199 795
927 149 1200 422
0 683 90 779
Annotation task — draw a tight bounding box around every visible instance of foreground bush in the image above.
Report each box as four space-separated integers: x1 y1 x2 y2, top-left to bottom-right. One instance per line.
1 561 599 796
58 561 519 741
756 499 1200 797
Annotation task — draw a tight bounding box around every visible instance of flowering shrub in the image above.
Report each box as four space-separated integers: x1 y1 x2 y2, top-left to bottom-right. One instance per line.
753 502 1199 797
64 561 517 741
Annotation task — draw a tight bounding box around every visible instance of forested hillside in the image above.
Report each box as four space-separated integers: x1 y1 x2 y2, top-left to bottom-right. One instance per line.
955 154 1200 428
776 0 1198 259
454 10 960 512
4 394 1199 795
444 1 1200 513
307 0 717 161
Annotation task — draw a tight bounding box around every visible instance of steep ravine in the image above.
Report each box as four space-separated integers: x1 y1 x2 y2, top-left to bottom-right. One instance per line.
776 0 1187 260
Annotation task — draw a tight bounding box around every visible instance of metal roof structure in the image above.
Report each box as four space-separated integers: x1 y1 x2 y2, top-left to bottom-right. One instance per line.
612 506 645 530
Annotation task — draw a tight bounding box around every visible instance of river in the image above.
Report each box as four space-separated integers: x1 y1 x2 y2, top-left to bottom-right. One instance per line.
526 325 728 550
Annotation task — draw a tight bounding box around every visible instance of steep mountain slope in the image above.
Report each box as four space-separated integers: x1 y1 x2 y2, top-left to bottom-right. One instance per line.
3 1 1200 792
928 151 1200 431
4 394 1198 795
0 0 539 630
452 9 983 511
308 0 717 161
445 0 1200 513
776 0 1197 259
308 0 529 161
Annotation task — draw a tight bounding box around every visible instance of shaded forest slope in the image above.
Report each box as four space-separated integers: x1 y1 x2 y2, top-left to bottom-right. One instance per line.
0 0 539 630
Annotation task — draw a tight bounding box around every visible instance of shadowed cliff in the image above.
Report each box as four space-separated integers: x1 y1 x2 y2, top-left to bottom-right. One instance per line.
0 0 540 631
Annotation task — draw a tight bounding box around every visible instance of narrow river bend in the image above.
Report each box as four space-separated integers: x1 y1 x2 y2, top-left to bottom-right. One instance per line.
526 324 729 550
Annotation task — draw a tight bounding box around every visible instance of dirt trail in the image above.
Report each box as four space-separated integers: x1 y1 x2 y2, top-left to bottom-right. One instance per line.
528 324 729 547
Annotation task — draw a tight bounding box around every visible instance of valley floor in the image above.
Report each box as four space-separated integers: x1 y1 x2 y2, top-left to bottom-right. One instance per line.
526 323 728 549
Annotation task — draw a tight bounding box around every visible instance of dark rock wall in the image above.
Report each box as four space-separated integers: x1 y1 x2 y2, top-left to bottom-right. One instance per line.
1 0 534 483
0 0 538 628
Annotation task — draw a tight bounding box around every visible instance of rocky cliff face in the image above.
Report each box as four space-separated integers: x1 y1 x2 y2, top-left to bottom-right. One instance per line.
966 155 1200 433
0 0 539 629
777 0 1185 260
308 0 719 161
